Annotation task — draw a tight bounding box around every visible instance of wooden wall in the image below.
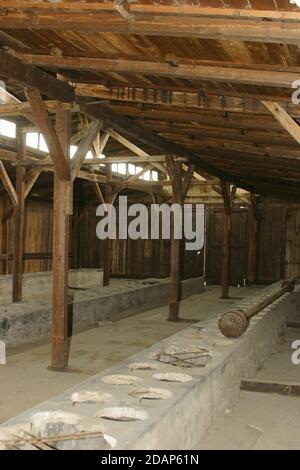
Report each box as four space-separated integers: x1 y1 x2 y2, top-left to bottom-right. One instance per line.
205 207 249 285
72 203 204 279
257 206 287 283
1 195 300 284
0 197 53 274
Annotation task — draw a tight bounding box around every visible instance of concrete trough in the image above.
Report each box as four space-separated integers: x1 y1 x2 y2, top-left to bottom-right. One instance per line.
0 273 204 348
1 281 299 450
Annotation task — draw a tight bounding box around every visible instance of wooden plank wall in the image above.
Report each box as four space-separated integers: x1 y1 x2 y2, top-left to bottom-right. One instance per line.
1 195 299 283
205 207 249 285
257 206 287 283
2 198 54 274
285 208 300 279
72 202 102 270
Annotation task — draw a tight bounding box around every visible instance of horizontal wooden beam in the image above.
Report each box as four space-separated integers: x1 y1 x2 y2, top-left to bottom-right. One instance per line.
0 100 78 117
77 170 105 184
0 49 75 103
109 102 286 133
94 155 168 164
241 378 300 397
18 54 299 88
286 321 300 328
0 252 73 261
75 84 300 118
1 9 300 44
0 148 17 161
0 3 299 22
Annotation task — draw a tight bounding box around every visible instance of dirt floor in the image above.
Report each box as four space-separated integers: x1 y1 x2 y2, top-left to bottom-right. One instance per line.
0 285 259 424
196 326 300 450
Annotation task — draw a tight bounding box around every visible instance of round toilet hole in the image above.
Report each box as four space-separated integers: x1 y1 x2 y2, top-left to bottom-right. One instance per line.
129 362 159 371
152 372 193 383
101 375 143 386
129 387 173 400
96 407 148 422
71 390 113 404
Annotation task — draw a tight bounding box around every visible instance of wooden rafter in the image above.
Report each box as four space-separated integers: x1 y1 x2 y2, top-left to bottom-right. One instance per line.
107 128 167 176
262 101 300 146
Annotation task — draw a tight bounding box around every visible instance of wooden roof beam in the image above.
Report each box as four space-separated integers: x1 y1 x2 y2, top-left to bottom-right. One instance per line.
17 54 300 89
0 3 299 22
0 100 78 117
0 49 75 103
1 10 300 44
74 84 300 118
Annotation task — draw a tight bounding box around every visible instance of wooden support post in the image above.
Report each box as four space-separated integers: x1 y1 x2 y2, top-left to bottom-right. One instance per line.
169 222 181 321
166 156 183 322
180 164 195 281
12 131 25 302
248 194 258 284
221 212 231 299
51 110 72 370
220 181 232 299
102 163 118 287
